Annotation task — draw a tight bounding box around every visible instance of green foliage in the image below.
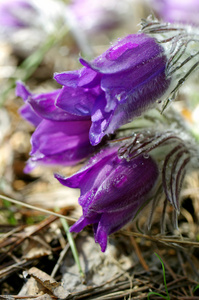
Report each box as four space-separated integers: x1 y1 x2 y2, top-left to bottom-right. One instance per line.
193 284 199 293
147 253 170 300
2 199 18 225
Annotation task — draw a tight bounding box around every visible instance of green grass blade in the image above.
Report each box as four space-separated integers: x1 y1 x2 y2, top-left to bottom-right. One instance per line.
147 253 170 300
147 291 169 300
60 218 84 280
154 253 170 299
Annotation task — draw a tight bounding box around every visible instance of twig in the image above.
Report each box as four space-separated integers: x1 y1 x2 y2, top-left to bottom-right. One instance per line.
129 235 149 271
120 230 199 248
0 215 58 263
51 242 70 278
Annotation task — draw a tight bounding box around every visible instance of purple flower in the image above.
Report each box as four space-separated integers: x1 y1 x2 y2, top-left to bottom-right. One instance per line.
55 33 171 146
0 0 36 28
151 0 199 25
16 81 95 172
55 145 159 252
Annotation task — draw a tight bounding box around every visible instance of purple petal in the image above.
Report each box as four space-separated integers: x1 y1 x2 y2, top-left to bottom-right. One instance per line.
55 146 117 192
19 103 42 127
86 155 158 213
89 94 113 145
31 119 92 155
28 89 90 121
70 214 100 233
88 53 170 145
79 34 164 74
16 80 31 101
54 67 100 88
25 118 93 171
56 85 101 117
16 81 42 126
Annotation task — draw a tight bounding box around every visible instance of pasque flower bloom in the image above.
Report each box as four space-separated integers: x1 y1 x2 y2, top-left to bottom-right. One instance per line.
55 33 171 146
55 19 199 146
55 127 196 251
55 145 159 252
16 81 94 172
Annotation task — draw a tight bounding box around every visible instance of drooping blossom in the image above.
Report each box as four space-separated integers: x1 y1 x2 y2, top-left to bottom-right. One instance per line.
16 81 95 172
55 126 195 251
55 33 171 146
151 0 199 26
55 19 199 146
55 144 159 252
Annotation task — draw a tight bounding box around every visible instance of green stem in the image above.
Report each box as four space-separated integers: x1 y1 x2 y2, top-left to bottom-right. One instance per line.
155 253 170 300
60 218 84 280
147 253 170 300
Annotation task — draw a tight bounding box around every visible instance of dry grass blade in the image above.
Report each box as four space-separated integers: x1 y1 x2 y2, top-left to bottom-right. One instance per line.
120 230 199 248
0 195 77 222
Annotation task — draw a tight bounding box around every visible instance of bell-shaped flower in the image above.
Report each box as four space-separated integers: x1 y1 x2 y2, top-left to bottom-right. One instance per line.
16 81 95 172
55 33 171 146
55 19 199 146
55 145 159 252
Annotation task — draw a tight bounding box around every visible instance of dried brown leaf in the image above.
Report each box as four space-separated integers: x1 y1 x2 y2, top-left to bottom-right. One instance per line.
22 237 52 260
27 267 70 299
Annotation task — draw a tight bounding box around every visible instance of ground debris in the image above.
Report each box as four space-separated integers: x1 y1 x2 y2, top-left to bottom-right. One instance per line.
0 208 199 299
18 267 70 299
